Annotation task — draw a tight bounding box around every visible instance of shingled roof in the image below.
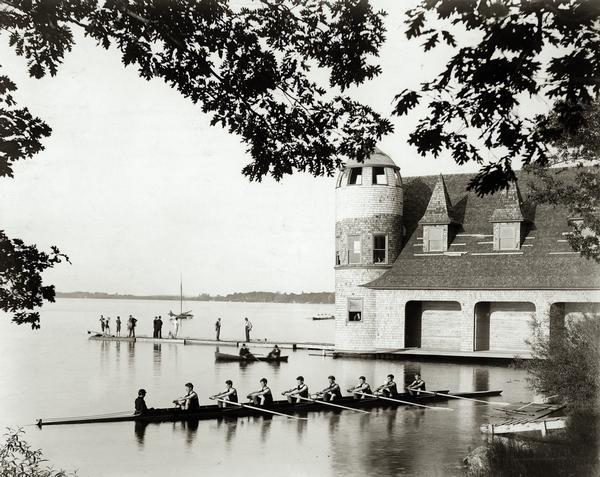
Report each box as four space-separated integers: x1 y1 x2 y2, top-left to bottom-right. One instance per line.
366 168 600 290
490 181 524 222
419 174 456 225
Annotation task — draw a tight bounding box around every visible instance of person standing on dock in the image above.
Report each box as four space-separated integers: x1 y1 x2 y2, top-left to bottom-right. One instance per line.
157 316 163 338
316 375 342 402
115 316 122 336
244 317 252 342
375 374 398 398
247 378 273 406
210 380 238 407
215 317 222 341
99 315 105 333
105 317 111 335
347 376 372 400
128 315 137 338
283 376 309 404
173 383 200 411
152 317 159 338
406 374 426 396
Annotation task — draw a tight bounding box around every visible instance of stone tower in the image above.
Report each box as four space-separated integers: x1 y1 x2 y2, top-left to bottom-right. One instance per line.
334 148 403 349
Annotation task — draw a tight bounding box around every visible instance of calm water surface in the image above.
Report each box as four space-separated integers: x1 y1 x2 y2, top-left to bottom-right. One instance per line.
0 299 533 476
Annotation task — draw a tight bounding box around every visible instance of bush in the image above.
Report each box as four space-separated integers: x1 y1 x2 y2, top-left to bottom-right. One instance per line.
0 428 77 477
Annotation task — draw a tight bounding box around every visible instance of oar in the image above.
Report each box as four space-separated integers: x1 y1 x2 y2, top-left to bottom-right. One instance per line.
215 398 307 420
357 392 453 411
296 395 370 414
417 390 510 406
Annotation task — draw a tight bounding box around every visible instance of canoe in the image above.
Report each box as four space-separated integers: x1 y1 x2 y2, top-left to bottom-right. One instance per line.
215 351 288 363
312 314 335 320
37 389 502 426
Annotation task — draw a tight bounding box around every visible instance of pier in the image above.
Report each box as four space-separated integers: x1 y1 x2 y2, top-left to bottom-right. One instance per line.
88 332 334 351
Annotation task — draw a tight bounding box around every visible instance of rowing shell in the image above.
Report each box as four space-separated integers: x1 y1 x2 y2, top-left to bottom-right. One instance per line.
37 389 502 427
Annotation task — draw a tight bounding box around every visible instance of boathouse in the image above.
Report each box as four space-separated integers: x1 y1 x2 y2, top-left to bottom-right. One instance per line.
334 149 600 357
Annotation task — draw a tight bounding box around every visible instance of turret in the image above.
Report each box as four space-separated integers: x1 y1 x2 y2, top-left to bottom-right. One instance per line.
334 148 403 349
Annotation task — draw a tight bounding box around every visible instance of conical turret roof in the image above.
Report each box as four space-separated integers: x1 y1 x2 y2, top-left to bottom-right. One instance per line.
344 147 398 169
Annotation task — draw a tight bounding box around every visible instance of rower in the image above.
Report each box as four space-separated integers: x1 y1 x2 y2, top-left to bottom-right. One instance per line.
266 344 281 359
173 382 200 411
406 373 426 396
347 376 372 400
282 376 309 404
375 374 398 398
316 375 342 402
210 380 238 408
134 389 149 415
247 378 273 406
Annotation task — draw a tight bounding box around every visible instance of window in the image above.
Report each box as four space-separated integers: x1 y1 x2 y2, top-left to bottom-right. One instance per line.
372 167 387 185
348 167 362 185
336 170 347 188
373 234 387 263
335 237 341 265
498 223 519 250
348 298 363 322
427 227 444 252
348 235 361 264
395 170 402 187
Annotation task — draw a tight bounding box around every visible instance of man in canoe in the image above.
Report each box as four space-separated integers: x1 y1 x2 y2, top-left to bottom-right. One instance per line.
173 382 200 411
407 374 426 396
375 374 398 398
347 376 372 400
266 344 281 359
316 375 342 402
239 343 255 360
282 376 309 403
247 378 273 406
210 380 238 408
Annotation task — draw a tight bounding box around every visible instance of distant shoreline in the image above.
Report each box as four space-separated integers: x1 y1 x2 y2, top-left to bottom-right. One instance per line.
56 291 335 305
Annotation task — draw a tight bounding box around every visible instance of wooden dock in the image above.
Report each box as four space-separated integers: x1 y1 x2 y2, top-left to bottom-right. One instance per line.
87 332 334 351
480 402 565 436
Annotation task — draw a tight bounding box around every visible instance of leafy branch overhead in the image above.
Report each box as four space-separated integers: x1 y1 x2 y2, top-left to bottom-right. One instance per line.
0 0 392 181
395 0 600 196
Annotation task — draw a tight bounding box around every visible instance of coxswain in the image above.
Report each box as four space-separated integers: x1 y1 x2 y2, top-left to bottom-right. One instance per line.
282 376 309 404
173 382 200 411
266 344 281 359
375 374 398 398
316 375 343 402
247 378 273 406
406 373 426 396
347 376 372 400
134 389 149 415
210 380 238 408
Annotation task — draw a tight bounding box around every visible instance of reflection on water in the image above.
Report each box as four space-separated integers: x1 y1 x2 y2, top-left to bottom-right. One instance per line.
0 299 535 477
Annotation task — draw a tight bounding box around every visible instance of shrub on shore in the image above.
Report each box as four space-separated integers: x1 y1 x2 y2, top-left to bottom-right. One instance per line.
0 428 77 477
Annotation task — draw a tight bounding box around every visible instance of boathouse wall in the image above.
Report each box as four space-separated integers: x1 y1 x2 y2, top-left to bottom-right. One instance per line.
335 288 600 353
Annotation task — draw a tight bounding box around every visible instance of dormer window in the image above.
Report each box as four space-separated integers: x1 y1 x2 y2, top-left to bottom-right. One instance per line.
423 225 447 252
372 167 387 185
494 222 521 250
348 168 362 185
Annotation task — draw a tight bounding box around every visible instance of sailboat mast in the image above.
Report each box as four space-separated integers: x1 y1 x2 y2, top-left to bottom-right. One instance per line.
180 274 183 315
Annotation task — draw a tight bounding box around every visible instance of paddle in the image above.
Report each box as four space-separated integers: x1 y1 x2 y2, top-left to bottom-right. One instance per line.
416 390 510 406
296 395 370 414
215 398 307 420
357 392 453 411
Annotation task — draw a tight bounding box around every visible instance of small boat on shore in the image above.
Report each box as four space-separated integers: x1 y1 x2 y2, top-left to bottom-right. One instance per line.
312 314 335 320
36 389 502 427
214 351 288 363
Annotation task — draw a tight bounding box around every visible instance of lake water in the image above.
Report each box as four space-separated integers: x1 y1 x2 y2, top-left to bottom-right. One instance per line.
0 298 533 476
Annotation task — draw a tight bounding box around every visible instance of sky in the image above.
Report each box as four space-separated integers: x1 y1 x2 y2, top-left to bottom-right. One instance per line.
0 1 551 296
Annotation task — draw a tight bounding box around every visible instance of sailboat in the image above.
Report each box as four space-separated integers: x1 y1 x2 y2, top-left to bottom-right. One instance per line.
168 275 194 320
